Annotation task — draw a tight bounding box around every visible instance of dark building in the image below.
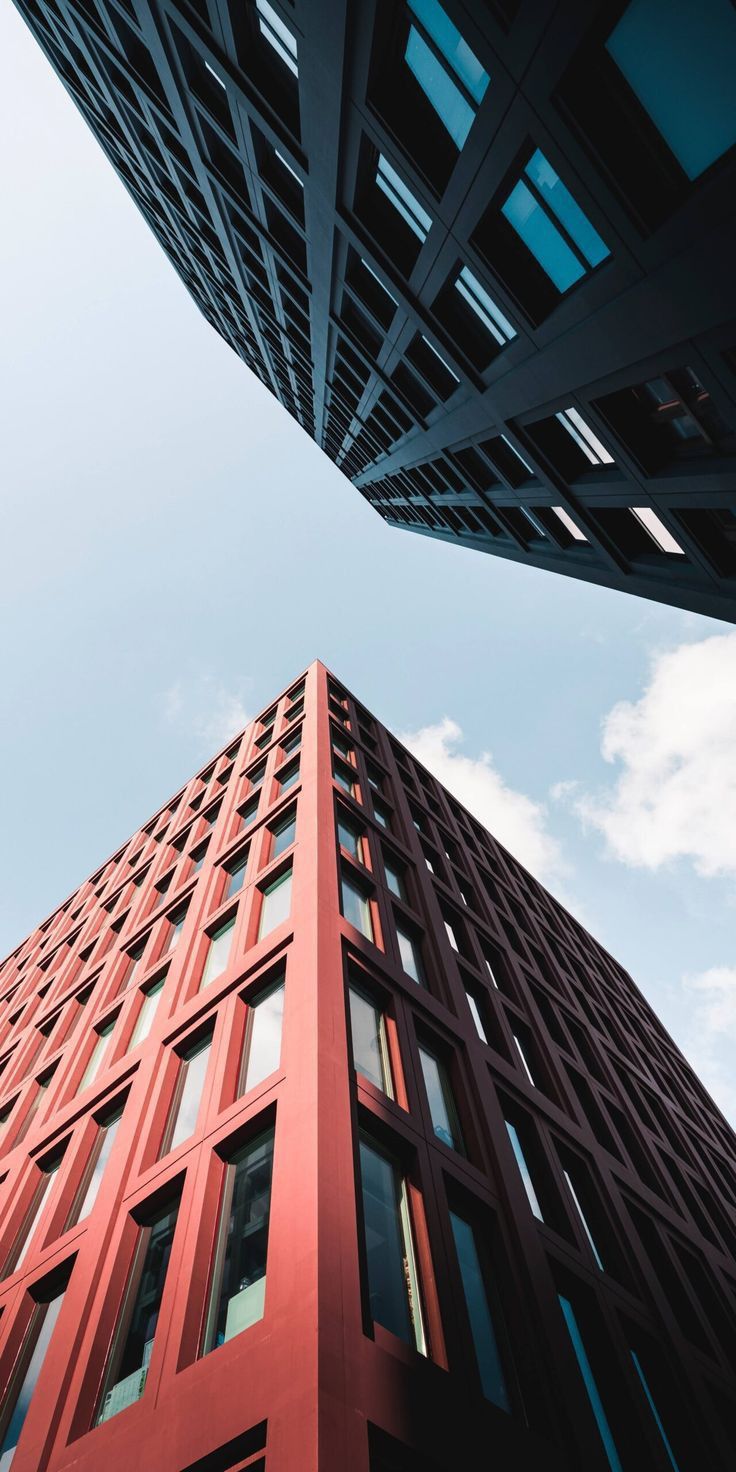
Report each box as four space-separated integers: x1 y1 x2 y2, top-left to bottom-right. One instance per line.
1 662 736 1472
12 0 736 619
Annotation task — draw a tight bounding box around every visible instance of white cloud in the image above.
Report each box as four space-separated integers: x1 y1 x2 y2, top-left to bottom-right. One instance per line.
680 966 736 1124
399 717 567 887
160 675 252 753
570 632 736 877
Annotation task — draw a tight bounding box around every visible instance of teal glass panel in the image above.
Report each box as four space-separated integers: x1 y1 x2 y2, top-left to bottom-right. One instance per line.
450 1212 510 1410
525 151 609 267
559 1295 623 1472
502 180 585 293
405 27 475 148
408 0 489 102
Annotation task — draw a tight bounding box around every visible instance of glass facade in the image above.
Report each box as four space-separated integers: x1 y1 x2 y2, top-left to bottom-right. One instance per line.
358 1137 426 1353
450 1211 510 1410
349 987 392 1095
97 1195 180 1424
164 1033 213 1154
0 1289 65 1469
239 982 285 1094
202 1128 275 1353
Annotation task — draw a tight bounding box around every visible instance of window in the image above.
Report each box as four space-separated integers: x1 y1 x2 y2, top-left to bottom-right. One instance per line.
450 1211 510 1409
562 1166 604 1272
69 1107 123 1225
128 977 164 1050
5 1155 62 1276
258 867 292 939
96 1194 180 1424
512 1031 536 1087
253 4 298 76
277 760 299 793
556 407 614 465
0 1285 66 1467
558 1295 623 1472
630 1348 682 1472
552 506 588 542
418 1047 464 1152
606 0 736 181
333 759 356 797
505 1121 543 1221
630 507 685 555
465 987 487 1042
349 986 393 1095
341 873 374 941
383 858 405 900
202 1127 275 1353
375 154 432 242
239 981 285 1093
455 266 516 347
225 850 249 898
77 1020 115 1094
373 799 391 830
396 926 423 985
166 907 187 952
200 916 235 989
270 810 296 860
240 796 260 831
358 1137 426 1353
405 0 488 149
337 813 363 862
163 1033 212 1155
190 842 208 874
501 150 609 294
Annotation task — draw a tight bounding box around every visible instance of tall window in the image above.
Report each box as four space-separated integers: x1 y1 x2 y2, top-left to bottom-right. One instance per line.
238 981 285 1094
396 926 423 985
162 1033 213 1156
200 916 235 989
375 154 432 242
405 0 489 148
501 150 609 293
166 906 187 952
558 1295 623 1472
224 850 248 898
270 810 296 860
505 1121 543 1221
0 1285 66 1467
455 265 516 347
358 1137 426 1353
562 1165 604 1272
4 1155 62 1277
96 1194 180 1424
68 1106 123 1226
255 0 298 76
450 1211 510 1410
465 987 487 1042
348 987 393 1096
258 868 292 939
202 1128 275 1353
340 873 373 940
128 977 164 1050
77 1020 115 1094
418 1047 464 1152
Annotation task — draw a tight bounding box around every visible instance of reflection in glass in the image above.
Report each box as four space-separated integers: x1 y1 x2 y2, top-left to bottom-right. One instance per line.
202 1129 275 1353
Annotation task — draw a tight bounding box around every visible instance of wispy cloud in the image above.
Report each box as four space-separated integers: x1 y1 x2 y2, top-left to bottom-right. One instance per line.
562 632 736 878
680 966 736 1124
159 675 253 753
399 717 567 889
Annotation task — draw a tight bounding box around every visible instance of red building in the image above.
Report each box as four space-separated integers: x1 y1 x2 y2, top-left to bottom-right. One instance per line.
0 661 735 1472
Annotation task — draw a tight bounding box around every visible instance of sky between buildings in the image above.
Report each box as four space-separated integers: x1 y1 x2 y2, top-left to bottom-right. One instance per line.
1 3 735 1120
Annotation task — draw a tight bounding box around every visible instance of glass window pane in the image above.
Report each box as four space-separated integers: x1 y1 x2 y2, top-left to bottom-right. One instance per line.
558 1295 623 1472
72 1110 123 1225
455 267 516 345
7 1161 61 1275
240 982 285 1093
0 1290 65 1467
271 813 296 859
338 817 361 860
505 1121 543 1221
525 150 609 268
408 0 489 101
97 1196 180 1424
258 869 292 939
225 852 248 897
384 862 404 900
419 1048 463 1152
203 1129 275 1353
376 155 432 240
129 979 164 1050
349 988 392 1095
405 27 475 148
606 0 736 180
450 1212 510 1410
341 876 373 940
166 1035 212 1154
630 1350 681 1472
278 761 299 793
465 990 487 1042
502 179 584 293
397 927 423 984
78 1021 114 1094
358 1139 425 1352
201 917 235 989
563 1168 604 1271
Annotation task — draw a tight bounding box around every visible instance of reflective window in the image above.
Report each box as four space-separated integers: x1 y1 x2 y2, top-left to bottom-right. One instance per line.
358 1137 426 1352
383 859 405 900
258 868 293 939
562 1167 604 1271
0 1287 65 1468
606 0 736 180
450 1211 510 1410
96 1195 180 1424
200 917 235 990
255 0 298 75
408 0 489 102
505 1121 543 1221
465 988 487 1042
512 1032 536 1087
396 926 423 985
376 154 432 242
164 1033 213 1155
270 810 296 859
337 814 363 862
502 151 609 293
128 978 164 1050
225 850 249 898
405 25 475 148
77 1020 115 1094
341 874 373 940
5 1157 62 1277
419 1047 464 1152
278 760 299 793
202 1128 275 1353
552 506 588 542
556 407 614 465
558 1295 623 1472
630 1349 681 1472
631 507 685 555
349 987 393 1095
239 982 285 1093
70 1107 123 1225
166 907 187 952
455 266 516 346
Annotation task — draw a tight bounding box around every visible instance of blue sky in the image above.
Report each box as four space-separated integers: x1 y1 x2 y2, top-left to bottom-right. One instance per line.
2 4 735 1119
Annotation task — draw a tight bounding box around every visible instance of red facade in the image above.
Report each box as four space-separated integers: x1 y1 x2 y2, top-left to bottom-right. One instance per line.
1 662 735 1472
